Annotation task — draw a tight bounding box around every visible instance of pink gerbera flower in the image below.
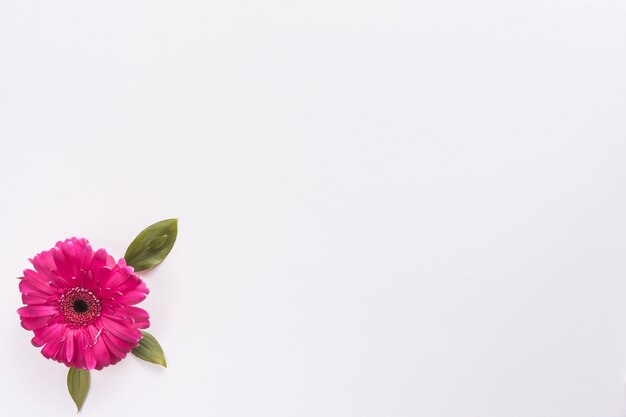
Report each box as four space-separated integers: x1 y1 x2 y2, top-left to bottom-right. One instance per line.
17 237 150 370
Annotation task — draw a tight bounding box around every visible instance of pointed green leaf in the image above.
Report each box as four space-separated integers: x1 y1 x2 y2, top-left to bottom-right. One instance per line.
132 330 167 367
124 219 178 272
67 368 90 412
148 234 169 250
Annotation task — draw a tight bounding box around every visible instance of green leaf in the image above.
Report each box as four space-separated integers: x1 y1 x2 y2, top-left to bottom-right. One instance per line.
132 330 167 367
124 219 178 272
67 368 90 412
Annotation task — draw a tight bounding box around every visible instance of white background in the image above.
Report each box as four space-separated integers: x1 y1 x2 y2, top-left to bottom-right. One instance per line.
0 1 625 416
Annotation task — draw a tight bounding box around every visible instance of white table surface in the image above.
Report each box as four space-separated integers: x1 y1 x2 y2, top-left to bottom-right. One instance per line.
1 1 625 416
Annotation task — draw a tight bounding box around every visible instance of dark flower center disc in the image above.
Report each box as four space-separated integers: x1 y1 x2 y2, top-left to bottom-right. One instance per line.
73 299 89 313
60 287 102 327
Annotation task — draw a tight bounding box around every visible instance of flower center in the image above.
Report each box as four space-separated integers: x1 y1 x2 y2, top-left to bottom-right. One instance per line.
73 299 89 313
60 288 101 327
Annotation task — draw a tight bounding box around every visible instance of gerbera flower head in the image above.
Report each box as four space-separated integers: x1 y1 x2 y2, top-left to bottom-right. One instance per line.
17 237 150 370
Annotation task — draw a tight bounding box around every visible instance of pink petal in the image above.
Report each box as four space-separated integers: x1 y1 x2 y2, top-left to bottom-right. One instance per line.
21 292 53 305
31 251 56 280
61 240 80 278
79 242 94 271
74 268 87 288
86 325 110 369
40 325 64 358
101 332 132 363
83 270 95 288
32 323 63 347
90 248 109 273
50 269 71 289
94 266 112 288
102 273 143 295
127 306 150 329
100 316 141 343
105 253 117 268
21 315 53 331
65 329 75 363
102 266 133 289
18 305 58 318
104 305 150 329
84 341 97 369
23 268 51 285
112 290 148 305
21 270 56 295
51 247 73 279
72 330 86 369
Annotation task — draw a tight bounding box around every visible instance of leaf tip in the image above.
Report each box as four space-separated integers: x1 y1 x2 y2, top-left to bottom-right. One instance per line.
67 367 90 413
164 217 178 227
124 218 179 272
132 330 167 368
